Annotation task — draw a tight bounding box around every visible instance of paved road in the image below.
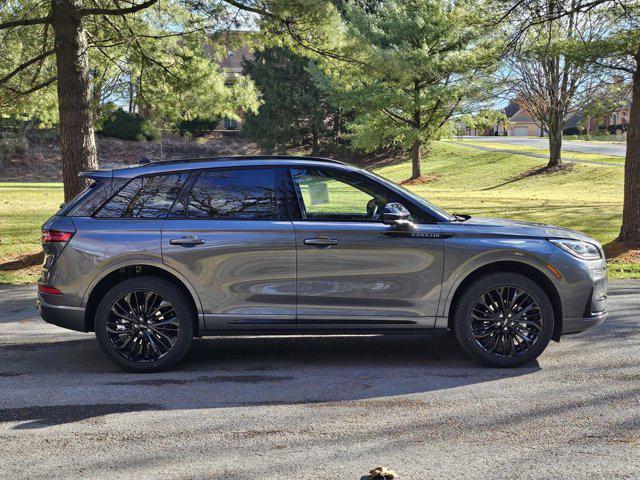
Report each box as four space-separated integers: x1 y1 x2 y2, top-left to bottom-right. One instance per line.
1 282 639 479
464 136 627 157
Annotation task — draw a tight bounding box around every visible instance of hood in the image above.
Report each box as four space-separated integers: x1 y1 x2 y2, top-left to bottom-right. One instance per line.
459 216 599 244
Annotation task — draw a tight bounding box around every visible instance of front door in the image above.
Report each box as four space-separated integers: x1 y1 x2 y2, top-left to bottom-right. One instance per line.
162 167 296 331
289 167 444 329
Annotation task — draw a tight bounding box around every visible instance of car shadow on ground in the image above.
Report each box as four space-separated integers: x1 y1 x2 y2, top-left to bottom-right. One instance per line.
0 333 540 429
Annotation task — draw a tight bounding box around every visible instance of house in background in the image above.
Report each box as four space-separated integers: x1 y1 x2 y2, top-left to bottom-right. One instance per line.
209 30 255 131
495 101 545 137
584 97 632 135
492 86 632 137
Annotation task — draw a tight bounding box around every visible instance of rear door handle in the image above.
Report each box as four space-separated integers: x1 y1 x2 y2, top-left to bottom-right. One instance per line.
170 236 206 246
303 237 338 247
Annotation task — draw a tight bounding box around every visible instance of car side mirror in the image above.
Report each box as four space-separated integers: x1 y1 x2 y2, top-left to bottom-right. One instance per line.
382 202 415 230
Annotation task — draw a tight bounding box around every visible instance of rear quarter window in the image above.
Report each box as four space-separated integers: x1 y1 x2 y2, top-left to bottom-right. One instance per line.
95 173 187 219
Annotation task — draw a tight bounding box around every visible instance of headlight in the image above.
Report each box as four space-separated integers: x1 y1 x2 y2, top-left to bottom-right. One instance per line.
549 238 601 260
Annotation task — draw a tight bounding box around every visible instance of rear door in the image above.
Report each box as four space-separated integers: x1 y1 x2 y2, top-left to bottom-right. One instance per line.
161 167 297 331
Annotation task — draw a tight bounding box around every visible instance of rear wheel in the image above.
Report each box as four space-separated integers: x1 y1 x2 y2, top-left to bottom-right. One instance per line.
453 272 554 367
95 276 194 372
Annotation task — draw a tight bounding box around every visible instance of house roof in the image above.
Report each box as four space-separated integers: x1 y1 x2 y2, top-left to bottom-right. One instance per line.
503 101 521 119
509 108 535 123
565 112 584 129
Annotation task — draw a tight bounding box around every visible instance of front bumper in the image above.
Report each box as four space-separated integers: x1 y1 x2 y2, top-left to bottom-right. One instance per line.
36 295 88 332
561 310 608 335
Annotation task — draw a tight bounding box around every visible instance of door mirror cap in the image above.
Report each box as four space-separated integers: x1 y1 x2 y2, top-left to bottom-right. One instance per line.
382 202 415 230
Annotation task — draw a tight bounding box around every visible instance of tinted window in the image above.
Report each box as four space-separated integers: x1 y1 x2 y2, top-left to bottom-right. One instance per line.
291 168 419 222
95 173 187 218
186 168 284 219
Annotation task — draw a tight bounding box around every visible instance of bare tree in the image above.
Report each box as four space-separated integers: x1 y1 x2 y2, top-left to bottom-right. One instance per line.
506 0 598 167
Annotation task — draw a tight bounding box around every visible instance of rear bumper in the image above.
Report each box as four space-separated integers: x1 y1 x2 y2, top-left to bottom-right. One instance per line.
36 296 88 332
561 310 607 335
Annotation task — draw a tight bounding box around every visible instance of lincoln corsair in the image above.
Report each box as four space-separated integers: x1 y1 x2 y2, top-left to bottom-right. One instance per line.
37 156 607 372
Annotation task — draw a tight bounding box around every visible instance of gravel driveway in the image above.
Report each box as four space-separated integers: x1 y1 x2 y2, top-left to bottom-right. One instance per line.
1 282 639 479
464 136 627 157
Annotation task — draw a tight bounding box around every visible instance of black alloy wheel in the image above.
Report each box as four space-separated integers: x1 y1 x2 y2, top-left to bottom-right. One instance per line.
106 290 180 363
454 272 554 368
95 276 194 372
470 286 543 358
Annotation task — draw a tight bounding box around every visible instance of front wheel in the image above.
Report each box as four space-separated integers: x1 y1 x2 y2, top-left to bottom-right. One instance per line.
95 276 194 372
453 272 554 368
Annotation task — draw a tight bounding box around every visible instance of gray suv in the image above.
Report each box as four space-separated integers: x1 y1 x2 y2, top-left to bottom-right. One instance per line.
37 156 607 372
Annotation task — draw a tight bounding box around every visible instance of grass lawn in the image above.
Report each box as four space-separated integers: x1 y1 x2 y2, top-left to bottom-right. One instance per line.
565 134 627 144
451 138 625 165
0 141 636 283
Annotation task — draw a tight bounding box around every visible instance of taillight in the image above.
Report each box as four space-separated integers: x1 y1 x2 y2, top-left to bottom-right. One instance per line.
41 230 73 243
38 284 62 295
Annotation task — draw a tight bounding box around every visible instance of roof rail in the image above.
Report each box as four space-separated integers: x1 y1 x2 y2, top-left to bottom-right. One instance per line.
144 155 350 167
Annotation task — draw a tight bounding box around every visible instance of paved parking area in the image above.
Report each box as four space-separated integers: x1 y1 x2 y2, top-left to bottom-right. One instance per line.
0 282 639 479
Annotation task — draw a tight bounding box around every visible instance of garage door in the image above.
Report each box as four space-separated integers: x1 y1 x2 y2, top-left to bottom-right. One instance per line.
512 126 529 136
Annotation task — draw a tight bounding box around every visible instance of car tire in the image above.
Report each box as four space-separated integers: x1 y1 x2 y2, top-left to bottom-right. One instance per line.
453 272 554 368
95 276 194 373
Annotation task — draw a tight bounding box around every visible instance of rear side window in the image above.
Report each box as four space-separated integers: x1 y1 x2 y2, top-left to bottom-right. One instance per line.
57 180 100 216
186 168 285 219
95 173 187 219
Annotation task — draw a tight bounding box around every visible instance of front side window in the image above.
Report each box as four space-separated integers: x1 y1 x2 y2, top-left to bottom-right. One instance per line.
291 168 411 222
95 173 187 219
186 168 285 220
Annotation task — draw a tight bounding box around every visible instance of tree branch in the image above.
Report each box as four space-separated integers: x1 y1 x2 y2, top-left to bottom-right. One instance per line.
2 76 57 95
221 0 278 20
0 16 50 30
0 49 55 85
80 0 158 17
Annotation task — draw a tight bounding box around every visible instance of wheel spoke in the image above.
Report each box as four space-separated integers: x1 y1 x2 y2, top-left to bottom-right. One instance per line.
149 317 179 328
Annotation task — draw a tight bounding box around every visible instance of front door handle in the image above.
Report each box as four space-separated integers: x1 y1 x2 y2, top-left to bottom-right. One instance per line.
170 236 206 246
303 237 338 247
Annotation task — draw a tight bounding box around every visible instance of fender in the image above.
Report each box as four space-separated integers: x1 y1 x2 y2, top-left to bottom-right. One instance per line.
438 248 565 319
81 257 205 324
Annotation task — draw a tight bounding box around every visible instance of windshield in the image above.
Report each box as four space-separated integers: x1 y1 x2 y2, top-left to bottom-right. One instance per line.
362 170 455 221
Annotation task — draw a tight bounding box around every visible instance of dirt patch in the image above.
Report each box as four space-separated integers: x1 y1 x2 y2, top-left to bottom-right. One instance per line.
1 132 262 182
1 130 408 181
511 162 574 182
603 241 640 263
399 174 441 186
481 162 575 191
0 251 44 271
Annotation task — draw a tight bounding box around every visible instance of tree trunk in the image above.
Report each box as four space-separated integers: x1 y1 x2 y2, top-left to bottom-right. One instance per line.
410 139 421 179
52 0 98 202
311 115 320 154
311 127 319 154
619 55 640 246
547 117 563 167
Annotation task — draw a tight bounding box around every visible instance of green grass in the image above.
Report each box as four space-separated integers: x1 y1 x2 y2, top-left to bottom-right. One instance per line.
0 182 63 258
0 182 63 284
565 134 626 144
0 142 636 284
452 138 625 164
